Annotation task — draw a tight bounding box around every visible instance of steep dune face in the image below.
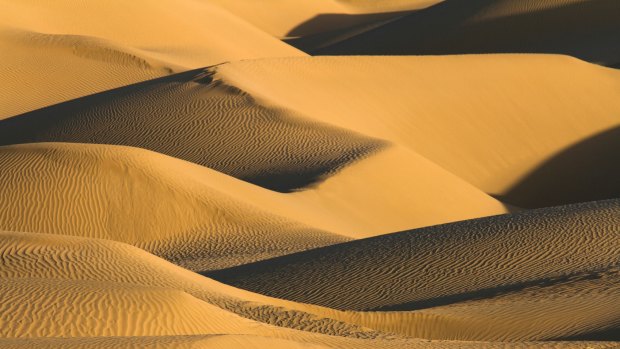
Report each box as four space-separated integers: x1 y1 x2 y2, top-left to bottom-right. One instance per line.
0 0 303 118
0 69 385 193
213 55 620 207
288 146 508 237
317 0 620 67
203 0 441 39
208 199 620 321
0 143 347 271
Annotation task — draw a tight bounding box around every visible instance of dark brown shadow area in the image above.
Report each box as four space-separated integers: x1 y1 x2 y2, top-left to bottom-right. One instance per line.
284 11 412 51
286 11 412 38
316 0 620 67
496 126 620 209
0 67 385 193
554 327 620 341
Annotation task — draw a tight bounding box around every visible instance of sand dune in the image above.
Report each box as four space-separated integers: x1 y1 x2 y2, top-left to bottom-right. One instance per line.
1 1 618 347
0 65 508 237
0 143 347 271
317 0 620 67
0 142 506 269
209 199 620 339
0 69 385 192
1 230 615 348
204 0 441 39
213 55 620 207
0 0 303 118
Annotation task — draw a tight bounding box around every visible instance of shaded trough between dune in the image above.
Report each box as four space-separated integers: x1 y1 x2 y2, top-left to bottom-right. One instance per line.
0 67 386 192
495 126 620 209
316 0 620 67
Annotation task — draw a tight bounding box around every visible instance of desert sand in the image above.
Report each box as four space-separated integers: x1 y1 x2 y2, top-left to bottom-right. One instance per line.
317 0 620 67
0 0 618 348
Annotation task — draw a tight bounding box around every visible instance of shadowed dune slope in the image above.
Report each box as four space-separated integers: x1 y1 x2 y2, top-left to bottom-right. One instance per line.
204 0 441 39
0 0 303 118
208 199 620 312
317 0 620 67
0 143 348 271
1 231 615 348
213 55 620 207
0 69 385 193
0 30 170 120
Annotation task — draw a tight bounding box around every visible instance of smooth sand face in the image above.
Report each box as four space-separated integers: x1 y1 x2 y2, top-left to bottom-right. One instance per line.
214 55 620 207
1 0 619 348
0 0 304 118
203 0 443 39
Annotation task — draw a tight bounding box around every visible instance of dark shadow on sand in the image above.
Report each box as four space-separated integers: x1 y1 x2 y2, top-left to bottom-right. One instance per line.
315 0 620 67
496 126 620 209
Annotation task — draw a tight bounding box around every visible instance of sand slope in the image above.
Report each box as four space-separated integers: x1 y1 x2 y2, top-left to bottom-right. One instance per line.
0 0 303 118
213 55 620 208
1 230 614 348
204 0 441 39
0 142 506 268
7 55 615 210
317 0 620 67
0 64 508 237
0 69 385 193
0 143 347 271
209 199 620 340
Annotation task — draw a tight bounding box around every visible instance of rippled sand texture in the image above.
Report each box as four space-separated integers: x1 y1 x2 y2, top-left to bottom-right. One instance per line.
0 0 619 348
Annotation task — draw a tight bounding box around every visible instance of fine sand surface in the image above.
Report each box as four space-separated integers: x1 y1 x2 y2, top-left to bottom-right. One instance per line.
209 199 620 340
204 0 442 39
0 0 303 118
0 142 506 270
317 0 620 67
1 230 617 348
212 55 620 208
0 143 348 271
1 1 618 348
0 64 509 237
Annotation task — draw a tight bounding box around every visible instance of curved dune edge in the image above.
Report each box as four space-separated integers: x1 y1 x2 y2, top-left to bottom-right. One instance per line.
0 142 349 271
0 142 505 269
316 0 620 67
204 0 442 39
0 68 387 193
0 0 304 118
212 55 620 207
1 230 617 348
208 199 620 341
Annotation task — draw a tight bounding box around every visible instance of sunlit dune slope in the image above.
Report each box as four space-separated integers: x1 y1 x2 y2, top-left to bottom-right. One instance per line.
317 0 620 67
288 145 508 237
0 30 169 120
0 142 505 263
1 231 614 348
209 199 620 311
212 55 620 208
0 143 347 271
0 0 303 118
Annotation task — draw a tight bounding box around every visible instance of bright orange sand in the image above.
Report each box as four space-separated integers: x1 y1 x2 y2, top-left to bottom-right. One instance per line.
0 1 618 348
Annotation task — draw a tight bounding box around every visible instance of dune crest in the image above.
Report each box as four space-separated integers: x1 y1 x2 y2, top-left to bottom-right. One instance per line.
212 55 620 207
